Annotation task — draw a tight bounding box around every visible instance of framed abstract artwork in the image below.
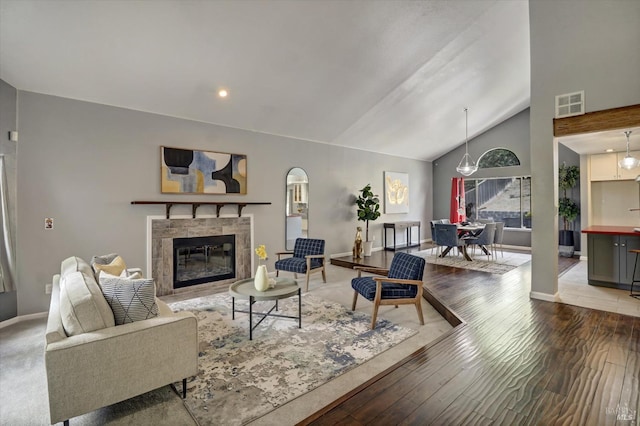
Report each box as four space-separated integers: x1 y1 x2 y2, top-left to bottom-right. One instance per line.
161 146 247 194
384 171 409 213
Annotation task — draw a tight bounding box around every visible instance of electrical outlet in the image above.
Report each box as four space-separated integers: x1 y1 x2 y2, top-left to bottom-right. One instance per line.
45 283 52 294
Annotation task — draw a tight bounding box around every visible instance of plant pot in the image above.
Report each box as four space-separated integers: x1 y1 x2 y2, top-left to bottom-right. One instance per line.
363 241 373 257
559 230 575 257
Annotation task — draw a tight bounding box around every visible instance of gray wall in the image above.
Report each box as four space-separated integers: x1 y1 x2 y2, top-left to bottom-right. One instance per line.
433 108 531 247
0 79 17 321
16 92 432 315
529 0 640 296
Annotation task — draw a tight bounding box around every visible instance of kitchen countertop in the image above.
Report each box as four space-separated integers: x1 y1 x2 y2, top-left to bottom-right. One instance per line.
581 225 640 236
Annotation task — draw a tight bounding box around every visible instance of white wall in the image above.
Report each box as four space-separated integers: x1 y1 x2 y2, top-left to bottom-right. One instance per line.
16 92 432 315
591 181 639 226
529 0 640 297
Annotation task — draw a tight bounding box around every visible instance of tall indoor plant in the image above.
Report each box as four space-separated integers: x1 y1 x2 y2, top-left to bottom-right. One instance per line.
558 163 580 257
356 184 381 256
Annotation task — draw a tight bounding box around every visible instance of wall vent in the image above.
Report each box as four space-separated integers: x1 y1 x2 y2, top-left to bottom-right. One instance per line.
555 91 585 118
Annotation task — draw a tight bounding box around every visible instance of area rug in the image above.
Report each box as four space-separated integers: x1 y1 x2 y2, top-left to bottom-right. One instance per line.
415 249 531 274
169 293 417 425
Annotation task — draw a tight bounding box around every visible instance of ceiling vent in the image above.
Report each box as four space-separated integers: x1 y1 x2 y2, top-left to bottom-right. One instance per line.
555 91 585 118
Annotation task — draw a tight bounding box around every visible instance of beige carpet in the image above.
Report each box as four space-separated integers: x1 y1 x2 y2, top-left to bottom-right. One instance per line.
415 249 531 274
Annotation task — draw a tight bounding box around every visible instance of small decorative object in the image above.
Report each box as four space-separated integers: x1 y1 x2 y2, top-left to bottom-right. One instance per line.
254 244 269 291
353 226 363 258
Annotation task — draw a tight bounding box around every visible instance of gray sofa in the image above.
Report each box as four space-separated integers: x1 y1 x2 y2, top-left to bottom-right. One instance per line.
45 256 198 425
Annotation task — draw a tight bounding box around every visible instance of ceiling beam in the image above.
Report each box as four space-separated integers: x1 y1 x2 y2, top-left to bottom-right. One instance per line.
553 104 640 137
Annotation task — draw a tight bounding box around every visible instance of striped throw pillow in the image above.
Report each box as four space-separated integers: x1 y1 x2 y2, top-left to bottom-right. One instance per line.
99 275 159 325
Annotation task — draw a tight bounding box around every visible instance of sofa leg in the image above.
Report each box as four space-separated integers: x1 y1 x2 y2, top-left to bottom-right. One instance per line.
182 378 187 399
63 420 69 426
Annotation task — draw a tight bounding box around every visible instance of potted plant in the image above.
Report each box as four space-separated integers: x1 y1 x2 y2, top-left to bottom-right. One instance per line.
356 184 381 256
558 163 580 257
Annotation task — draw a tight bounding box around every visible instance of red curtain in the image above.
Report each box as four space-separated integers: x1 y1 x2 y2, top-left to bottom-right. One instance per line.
450 177 466 223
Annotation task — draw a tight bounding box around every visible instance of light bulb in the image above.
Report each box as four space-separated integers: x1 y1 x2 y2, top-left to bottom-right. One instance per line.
619 155 640 170
456 153 478 176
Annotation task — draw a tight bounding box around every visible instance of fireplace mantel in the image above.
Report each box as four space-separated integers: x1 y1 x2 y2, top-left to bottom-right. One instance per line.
132 200 271 218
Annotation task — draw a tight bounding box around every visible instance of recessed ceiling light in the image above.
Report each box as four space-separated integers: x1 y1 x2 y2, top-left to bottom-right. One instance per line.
605 148 614 152
218 89 228 98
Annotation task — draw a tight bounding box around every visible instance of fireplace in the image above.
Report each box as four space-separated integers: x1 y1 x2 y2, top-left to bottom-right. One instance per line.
150 216 252 296
173 235 235 288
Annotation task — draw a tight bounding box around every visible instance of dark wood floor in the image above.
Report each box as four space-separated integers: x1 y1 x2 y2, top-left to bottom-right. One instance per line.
301 246 640 425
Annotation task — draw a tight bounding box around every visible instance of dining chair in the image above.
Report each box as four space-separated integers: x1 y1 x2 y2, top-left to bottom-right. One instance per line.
464 223 496 261
434 223 464 258
430 220 441 255
351 252 425 329
493 222 505 258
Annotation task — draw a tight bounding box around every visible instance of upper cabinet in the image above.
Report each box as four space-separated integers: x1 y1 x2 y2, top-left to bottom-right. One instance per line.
590 152 640 181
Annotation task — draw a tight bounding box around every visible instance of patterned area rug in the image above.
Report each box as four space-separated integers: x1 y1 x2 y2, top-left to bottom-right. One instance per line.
169 293 417 425
415 249 531 274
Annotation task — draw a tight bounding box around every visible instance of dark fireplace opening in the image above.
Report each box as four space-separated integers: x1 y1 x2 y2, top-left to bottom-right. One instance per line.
173 235 235 289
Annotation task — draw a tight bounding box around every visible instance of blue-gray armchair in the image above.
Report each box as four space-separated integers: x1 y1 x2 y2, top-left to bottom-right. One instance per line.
275 238 326 292
351 252 425 329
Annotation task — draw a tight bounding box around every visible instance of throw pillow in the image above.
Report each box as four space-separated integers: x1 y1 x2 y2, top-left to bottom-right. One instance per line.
92 254 127 276
99 275 159 325
98 270 143 281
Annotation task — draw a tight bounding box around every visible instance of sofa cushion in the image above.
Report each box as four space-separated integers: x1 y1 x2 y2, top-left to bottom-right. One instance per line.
59 271 116 336
99 275 159 325
60 256 94 279
92 254 127 276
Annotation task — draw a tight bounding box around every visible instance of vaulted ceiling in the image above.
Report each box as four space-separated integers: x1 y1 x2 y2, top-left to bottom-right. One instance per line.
0 0 530 161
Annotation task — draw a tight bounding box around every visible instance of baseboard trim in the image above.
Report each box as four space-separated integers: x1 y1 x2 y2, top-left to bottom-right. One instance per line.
529 291 559 302
0 311 48 330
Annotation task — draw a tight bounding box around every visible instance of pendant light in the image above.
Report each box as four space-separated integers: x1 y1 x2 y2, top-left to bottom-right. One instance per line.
618 130 639 170
456 108 478 176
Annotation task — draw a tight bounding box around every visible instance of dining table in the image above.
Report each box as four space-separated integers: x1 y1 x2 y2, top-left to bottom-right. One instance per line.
439 223 491 261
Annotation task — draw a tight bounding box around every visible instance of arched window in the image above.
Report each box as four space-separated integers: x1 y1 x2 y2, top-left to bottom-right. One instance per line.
477 148 521 169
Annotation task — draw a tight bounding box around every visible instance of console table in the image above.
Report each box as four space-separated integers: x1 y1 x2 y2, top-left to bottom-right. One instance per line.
383 221 421 251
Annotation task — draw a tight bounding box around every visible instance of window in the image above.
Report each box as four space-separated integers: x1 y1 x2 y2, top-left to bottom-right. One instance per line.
477 148 520 169
464 177 531 229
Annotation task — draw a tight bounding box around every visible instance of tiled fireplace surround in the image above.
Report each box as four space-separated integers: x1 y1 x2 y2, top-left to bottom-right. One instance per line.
150 216 252 296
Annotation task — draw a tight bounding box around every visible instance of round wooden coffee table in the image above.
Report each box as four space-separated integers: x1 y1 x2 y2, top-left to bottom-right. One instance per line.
229 277 300 340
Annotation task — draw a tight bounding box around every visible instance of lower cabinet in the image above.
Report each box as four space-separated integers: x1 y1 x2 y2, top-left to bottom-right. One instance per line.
587 234 640 287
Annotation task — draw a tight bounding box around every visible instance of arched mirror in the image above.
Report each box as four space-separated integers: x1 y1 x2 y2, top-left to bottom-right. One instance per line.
285 168 309 250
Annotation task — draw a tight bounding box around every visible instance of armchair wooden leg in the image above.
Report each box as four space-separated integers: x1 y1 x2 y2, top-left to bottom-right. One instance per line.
415 300 425 325
352 291 358 311
321 266 326 283
276 270 280 277
371 302 380 330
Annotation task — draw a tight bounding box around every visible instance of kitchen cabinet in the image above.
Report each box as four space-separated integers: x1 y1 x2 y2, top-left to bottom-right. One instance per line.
586 232 640 288
590 152 640 181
